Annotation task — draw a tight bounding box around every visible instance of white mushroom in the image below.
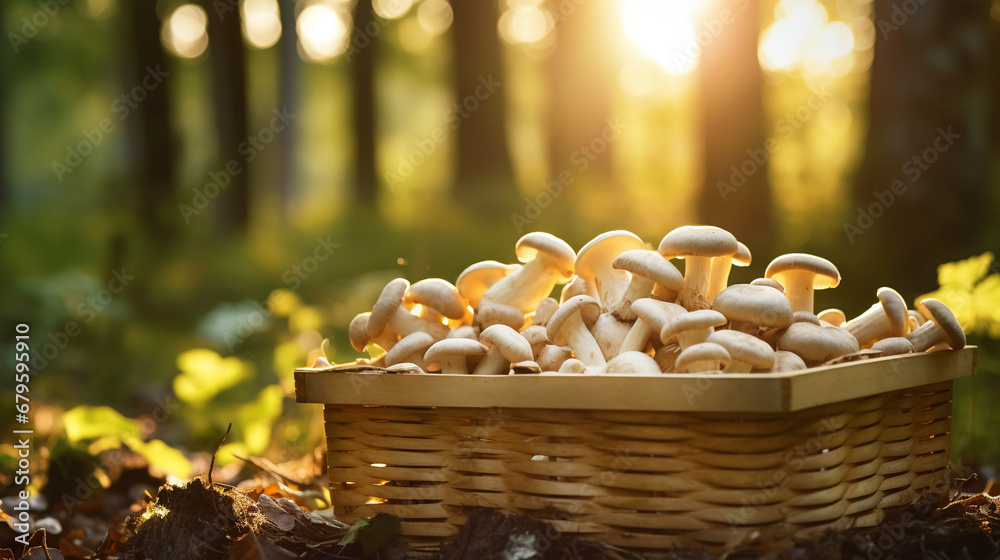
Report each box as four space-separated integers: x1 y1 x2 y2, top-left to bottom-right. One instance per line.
707 241 751 301
658 226 739 311
765 253 841 314
473 324 533 375
906 299 966 352
603 352 661 375
546 295 605 368
707 330 775 373
424 338 489 374
674 342 731 373
660 309 727 350
610 249 683 321
845 287 908 348
479 232 576 314
575 231 647 311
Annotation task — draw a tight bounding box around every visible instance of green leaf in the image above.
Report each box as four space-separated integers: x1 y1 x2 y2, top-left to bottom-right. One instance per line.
173 349 253 406
337 513 402 555
63 406 140 443
937 252 994 291
337 518 369 547
123 435 192 479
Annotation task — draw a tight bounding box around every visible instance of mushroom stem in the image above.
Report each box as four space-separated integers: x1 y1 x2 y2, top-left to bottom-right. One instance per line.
472 347 510 375
678 256 713 310
440 355 468 374
906 321 947 352
781 272 817 314
563 314 606 368
613 276 656 320
707 257 734 301
620 320 653 354
391 307 449 339
845 304 891 348
723 360 753 374
481 257 558 313
673 328 714 350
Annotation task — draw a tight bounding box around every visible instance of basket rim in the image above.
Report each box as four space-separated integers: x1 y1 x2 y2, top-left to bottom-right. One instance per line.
294 346 976 413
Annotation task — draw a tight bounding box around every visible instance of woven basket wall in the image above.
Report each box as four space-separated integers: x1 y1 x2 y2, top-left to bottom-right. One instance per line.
295 348 976 552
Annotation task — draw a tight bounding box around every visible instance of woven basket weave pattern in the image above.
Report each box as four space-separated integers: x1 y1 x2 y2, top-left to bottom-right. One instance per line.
323 380 952 551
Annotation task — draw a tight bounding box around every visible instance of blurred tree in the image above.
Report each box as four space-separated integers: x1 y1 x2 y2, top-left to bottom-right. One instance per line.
278 0 299 214
351 0 378 205
125 0 177 241
451 1 514 204
201 0 250 231
0 10 7 210
548 2 617 183
852 0 990 295
697 0 772 252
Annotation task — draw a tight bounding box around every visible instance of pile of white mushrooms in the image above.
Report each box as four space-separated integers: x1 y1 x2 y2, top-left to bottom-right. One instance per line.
317 227 966 375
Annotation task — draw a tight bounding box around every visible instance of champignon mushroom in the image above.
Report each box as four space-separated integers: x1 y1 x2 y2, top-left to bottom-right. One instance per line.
712 284 792 334
368 278 449 341
654 342 682 372
511 360 542 374
349 312 397 353
658 226 739 311
520 325 550 356
603 352 661 375
590 312 633 361
473 324 534 375
610 250 684 321
558 358 588 374
792 311 821 325
532 298 560 327
385 363 425 374
456 261 521 310
447 325 481 339
775 322 859 367
560 276 599 303
765 253 841 314
674 342 731 373
404 278 468 324
870 337 914 356
707 330 775 373
769 351 808 372
660 309 727 350
817 308 847 327
475 301 526 330
906 299 966 352
424 338 489 374
546 295 605 368
845 287 908 348
479 232 576 314
750 278 784 293
575 231 647 311
707 241 752 300
537 345 573 372
385 331 435 370
619 299 686 354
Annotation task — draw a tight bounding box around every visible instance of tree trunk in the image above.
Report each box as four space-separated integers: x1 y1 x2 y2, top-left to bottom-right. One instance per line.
202 0 250 232
351 0 378 205
277 0 299 215
697 0 771 253
851 0 989 296
547 1 617 182
451 0 514 204
127 0 177 242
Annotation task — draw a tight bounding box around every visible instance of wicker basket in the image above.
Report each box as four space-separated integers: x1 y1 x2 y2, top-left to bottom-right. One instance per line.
294 347 977 552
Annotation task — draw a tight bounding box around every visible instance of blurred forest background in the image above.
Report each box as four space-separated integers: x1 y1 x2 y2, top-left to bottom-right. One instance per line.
1 0 999 487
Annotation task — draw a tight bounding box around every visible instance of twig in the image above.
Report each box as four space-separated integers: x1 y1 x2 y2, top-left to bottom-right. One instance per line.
209 423 233 488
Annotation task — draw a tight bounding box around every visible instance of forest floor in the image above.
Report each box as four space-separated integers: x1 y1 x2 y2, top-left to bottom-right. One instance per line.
2 448 999 560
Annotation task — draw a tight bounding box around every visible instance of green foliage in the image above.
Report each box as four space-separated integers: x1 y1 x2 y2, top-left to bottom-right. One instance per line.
919 252 1000 337
338 513 402 556
174 349 254 406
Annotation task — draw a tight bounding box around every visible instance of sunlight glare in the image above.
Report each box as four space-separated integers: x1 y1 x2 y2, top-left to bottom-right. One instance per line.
620 62 653 96
417 0 453 36
297 3 351 63
374 0 414 20
162 4 209 59
814 21 854 60
242 0 282 49
622 0 699 75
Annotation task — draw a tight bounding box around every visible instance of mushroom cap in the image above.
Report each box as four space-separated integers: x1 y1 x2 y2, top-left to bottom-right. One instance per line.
424 338 489 365
817 308 847 327
916 298 966 349
613 249 684 292
475 301 526 330
533 298 560 327
770 351 807 372
537 345 573 372
792 311 821 325
876 287 909 338
520 325 550 354
604 352 662 375
385 331 435 366
776 322 860 366
456 261 520 309
447 325 481 339
750 278 785 293
512 360 542 374
405 279 468 320
385 363 425 374
908 309 926 328
632 299 687 333
558 358 588 374
870 337 914 356
733 242 752 266
480 324 534 363
368 278 410 338
546 295 602 345
560 276 599 303
765 253 841 289
515 232 576 282
576 231 647 280
349 312 372 352
707 330 775 370
675 342 731 373
660 309 728 342
658 226 739 259
713 284 793 328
